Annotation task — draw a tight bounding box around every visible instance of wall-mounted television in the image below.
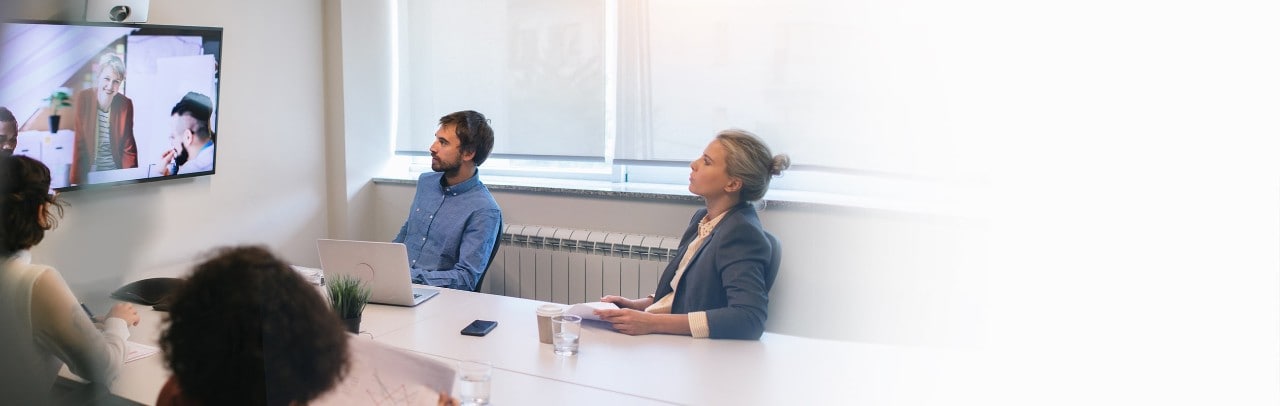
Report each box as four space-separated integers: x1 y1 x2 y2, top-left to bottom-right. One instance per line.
0 20 222 191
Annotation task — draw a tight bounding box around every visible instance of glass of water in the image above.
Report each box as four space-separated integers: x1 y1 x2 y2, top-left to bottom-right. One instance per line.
456 360 492 405
552 314 582 356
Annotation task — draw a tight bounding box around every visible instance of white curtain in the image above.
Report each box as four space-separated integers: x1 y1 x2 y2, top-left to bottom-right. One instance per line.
396 0 607 159
612 0 954 176
395 0 957 177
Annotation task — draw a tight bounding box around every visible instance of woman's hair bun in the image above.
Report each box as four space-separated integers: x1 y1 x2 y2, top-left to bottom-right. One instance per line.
769 154 791 176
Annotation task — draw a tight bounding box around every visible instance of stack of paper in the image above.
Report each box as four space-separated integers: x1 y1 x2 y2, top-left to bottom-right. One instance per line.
564 302 619 321
125 341 160 363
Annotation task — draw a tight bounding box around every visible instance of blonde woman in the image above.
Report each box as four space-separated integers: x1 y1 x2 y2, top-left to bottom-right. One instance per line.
71 53 138 185
597 129 789 340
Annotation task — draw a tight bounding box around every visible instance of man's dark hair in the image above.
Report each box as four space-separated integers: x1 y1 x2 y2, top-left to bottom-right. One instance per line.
160 246 350 406
0 107 15 125
0 155 64 256
439 110 495 166
171 92 214 142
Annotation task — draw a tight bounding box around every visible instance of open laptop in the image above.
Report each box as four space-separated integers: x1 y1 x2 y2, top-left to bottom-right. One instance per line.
316 239 439 307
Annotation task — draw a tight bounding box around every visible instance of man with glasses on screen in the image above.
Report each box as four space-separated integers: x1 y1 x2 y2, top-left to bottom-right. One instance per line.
393 110 502 291
158 92 215 176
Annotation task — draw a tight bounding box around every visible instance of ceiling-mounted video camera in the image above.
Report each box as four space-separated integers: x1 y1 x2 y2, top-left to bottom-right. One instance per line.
85 0 150 23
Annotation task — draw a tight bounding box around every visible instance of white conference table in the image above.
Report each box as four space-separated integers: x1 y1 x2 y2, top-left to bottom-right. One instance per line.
374 288 974 405
77 301 666 405
82 286 972 405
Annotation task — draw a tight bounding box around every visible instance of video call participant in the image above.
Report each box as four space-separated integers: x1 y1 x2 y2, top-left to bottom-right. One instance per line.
157 246 349 406
393 110 502 291
0 155 140 403
596 129 790 340
71 53 138 185
158 92 216 176
0 107 17 157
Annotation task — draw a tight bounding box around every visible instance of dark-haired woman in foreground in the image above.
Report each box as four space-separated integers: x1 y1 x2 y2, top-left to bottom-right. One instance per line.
596 129 789 340
0 155 140 403
156 246 350 406
156 245 459 406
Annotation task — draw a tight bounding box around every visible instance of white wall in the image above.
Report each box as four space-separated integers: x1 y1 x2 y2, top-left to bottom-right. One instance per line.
374 184 986 347
10 0 331 309
324 0 397 243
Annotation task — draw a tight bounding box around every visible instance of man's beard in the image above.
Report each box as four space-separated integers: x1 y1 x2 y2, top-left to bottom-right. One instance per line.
430 154 461 173
0 149 11 158
175 146 190 166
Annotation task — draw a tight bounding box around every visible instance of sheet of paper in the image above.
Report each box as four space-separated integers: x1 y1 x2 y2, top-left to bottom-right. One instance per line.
125 341 160 363
291 265 324 285
313 336 455 406
566 301 619 321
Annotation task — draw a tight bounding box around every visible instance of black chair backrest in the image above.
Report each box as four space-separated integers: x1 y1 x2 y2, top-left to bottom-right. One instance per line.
475 219 503 292
111 277 186 307
764 231 782 292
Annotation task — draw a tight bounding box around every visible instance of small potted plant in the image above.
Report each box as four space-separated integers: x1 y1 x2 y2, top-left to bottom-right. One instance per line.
327 275 371 334
44 87 72 133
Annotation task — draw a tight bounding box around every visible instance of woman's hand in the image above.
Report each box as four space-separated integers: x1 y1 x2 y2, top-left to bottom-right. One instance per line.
600 295 649 311
594 308 660 335
106 302 140 326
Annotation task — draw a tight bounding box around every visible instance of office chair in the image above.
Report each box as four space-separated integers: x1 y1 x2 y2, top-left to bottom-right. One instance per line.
111 277 185 310
474 219 503 293
763 231 782 292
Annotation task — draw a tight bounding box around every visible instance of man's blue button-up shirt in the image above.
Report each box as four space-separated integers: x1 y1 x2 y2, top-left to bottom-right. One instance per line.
393 171 502 290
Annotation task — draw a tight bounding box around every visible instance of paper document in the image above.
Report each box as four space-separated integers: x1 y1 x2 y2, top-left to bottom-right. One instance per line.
565 302 619 321
291 265 324 285
314 336 454 405
125 341 160 363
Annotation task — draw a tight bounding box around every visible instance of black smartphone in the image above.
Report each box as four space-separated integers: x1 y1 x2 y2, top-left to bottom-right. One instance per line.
460 320 498 336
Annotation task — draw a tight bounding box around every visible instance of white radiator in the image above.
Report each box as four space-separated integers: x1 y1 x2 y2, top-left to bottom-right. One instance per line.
480 224 679 305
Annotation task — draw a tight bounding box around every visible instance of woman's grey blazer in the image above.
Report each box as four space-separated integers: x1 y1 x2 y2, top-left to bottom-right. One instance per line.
652 202 777 340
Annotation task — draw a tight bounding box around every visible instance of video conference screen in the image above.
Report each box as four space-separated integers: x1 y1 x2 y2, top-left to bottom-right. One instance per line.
0 20 223 191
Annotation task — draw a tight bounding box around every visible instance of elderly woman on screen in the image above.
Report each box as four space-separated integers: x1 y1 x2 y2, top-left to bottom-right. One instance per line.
0 155 140 403
596 129 789 340
71 52 139 185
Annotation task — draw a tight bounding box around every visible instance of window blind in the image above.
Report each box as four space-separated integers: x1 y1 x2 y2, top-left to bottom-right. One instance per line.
612 0 938 175
396 0 607 160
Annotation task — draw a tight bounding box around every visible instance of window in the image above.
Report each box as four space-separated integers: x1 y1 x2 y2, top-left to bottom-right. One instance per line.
395 0 607 160
393 0 956 199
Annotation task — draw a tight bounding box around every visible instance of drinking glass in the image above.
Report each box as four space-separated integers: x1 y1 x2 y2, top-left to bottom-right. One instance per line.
552 314 582 356
456 360 492 405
